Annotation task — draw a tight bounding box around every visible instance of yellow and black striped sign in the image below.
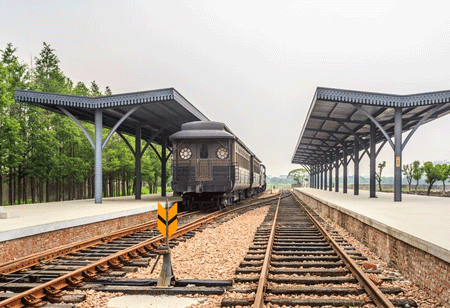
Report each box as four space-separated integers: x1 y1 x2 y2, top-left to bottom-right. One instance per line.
157 203 178 238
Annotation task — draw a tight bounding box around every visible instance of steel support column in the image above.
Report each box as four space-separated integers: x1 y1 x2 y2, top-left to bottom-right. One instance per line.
335 149 339 192
324 162 327 190
328 153 332 192
354 136 359 195
343 141 348 193
315 166 318 189
321 163 324 190
317 166 320 189
94 109 102 204
313 167 316 188
394 107 402 201
135 123 142 200
161 135 167 197
370 122 376 198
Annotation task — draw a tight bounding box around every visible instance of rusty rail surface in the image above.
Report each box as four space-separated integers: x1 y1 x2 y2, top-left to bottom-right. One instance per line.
253 193 282 308
290 191 395 308
0 193 279 275
0 193 281 308
0 211 198 275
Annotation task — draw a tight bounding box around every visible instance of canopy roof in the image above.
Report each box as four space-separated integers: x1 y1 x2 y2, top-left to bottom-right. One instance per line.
292 87 450 165
14 88 209 146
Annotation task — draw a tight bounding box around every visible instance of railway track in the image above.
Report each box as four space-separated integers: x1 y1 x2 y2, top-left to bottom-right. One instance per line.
222 191 417 307
0 193 280 308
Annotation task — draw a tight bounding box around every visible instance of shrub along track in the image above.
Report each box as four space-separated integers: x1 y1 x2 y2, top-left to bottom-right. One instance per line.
0 193 280 308
221 191 418 307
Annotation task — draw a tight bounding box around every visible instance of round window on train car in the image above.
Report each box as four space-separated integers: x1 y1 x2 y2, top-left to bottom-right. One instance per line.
180 147 192 160
216 147 228 159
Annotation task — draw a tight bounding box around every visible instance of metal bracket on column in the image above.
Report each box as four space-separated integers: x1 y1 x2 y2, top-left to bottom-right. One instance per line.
150 143 163 161
335 120 370 158
141 125 170 157
58 107 94 149
117 131 135 155
302 164 311 173
102 106 140 150
376 140 387 157
352 104 395 150
402 104 445 151
348 153 354 163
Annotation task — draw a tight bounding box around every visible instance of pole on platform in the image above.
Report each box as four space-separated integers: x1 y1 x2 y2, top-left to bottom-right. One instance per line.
161 135 167 197
370 122 376 198
354 136 360 195
329 152 332 192
394 107 402 202
335 148 339 192
343 141 348 194
135 123 142 200
94 109 103 204
320 163 324 190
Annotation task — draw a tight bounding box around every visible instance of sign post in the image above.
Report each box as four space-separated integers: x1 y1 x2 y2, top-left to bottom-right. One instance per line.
156 200 178 287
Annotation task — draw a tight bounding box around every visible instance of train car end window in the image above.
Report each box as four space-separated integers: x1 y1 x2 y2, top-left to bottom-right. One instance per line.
200 144 208 159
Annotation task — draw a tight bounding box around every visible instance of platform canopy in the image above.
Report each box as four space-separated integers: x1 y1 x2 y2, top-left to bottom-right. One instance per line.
292 87 450 201
15 88 209 203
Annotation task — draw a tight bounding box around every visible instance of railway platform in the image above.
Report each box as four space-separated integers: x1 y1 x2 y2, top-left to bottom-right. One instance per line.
0 193 181 243
294 188 450 262
0 194 183 264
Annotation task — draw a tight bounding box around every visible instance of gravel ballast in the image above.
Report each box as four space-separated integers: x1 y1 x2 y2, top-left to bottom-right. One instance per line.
128 205 270 280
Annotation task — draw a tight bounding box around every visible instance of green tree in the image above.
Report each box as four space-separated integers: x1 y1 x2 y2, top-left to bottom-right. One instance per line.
32 42 71 94
72 81 90 96
411 160 423 194
375 161 386 192
105 86 112 96
402 163 413 192
288 168 308 185
423 162 440 196
0 41 170 204
90 80 102 97
0 43 29 204
436 164 450 194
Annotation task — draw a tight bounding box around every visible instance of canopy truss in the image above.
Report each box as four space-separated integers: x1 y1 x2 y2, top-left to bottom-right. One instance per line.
292 87 450 201
15 88 209 203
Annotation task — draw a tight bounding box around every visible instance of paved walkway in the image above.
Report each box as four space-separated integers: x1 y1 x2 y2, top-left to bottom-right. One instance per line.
295 188 450 262
0 194 181 242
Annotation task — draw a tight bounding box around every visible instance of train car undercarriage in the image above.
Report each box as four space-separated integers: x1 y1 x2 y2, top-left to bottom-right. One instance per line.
180 186 266 211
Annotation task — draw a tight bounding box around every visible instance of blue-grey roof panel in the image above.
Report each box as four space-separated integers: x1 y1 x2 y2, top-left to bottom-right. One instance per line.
292 87 450 165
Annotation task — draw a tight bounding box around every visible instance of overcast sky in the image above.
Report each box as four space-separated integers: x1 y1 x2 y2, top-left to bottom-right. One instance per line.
1 1 450 176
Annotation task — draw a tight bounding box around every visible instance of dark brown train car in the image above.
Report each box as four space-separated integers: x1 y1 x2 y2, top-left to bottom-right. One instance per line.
170 121 266 210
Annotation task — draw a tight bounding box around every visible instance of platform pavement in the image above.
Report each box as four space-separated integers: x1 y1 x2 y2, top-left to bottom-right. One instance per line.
295 188 450 263
0 193 181 242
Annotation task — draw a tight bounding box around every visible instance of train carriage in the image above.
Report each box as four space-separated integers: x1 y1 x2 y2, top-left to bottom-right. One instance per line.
170 121 266 210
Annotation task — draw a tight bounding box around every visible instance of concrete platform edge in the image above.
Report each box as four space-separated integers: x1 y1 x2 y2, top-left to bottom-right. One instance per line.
293 188 450 264
0 206 156 242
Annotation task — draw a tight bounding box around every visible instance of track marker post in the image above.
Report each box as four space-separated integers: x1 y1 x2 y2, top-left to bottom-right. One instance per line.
155 199 178 287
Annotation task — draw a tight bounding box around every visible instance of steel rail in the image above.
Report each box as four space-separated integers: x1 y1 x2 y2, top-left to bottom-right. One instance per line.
0 193 279 275
0 210 199 275
0 193 281 308
290 191 395 308
253 193 282 308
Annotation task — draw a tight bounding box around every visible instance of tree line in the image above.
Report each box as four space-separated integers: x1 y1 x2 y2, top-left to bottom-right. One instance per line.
288 160 450 196
403 161 450 195
0 42 170 205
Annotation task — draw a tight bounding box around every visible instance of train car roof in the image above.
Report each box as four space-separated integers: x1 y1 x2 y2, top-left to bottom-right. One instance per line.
170 121 261 162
